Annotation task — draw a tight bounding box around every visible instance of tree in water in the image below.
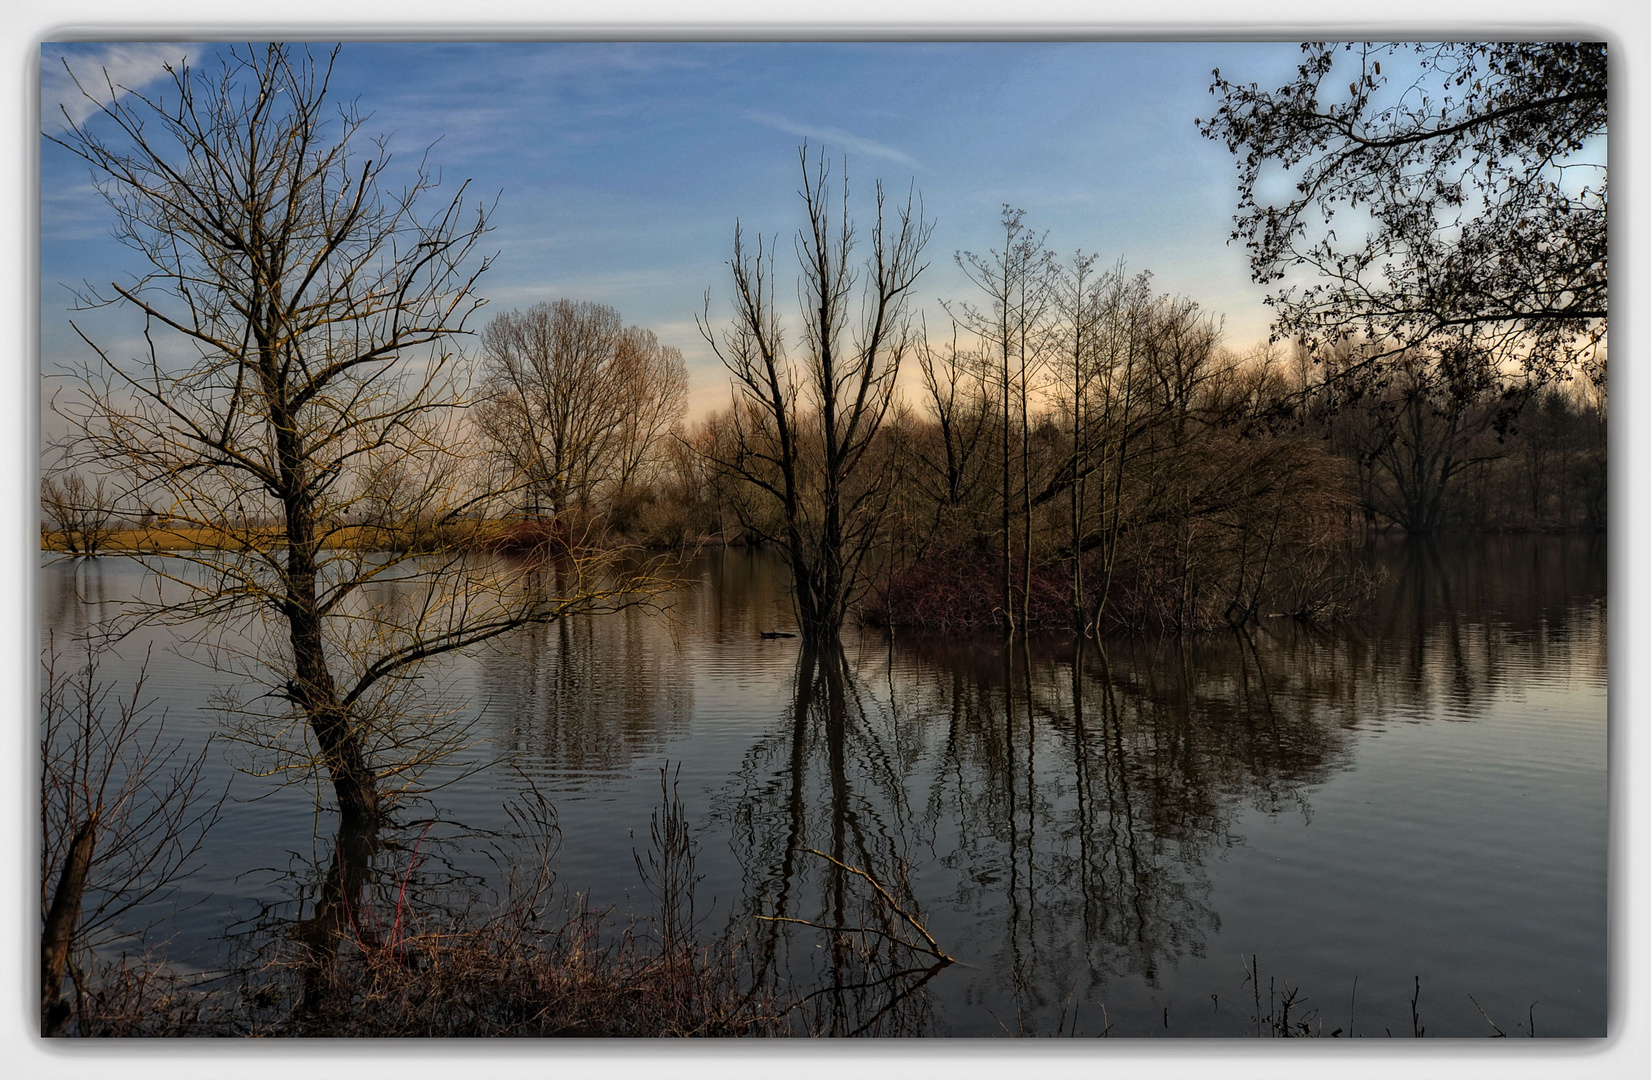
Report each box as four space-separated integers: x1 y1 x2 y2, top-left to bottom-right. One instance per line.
702 147 931 645
950 207 1055 633
48 44 659 827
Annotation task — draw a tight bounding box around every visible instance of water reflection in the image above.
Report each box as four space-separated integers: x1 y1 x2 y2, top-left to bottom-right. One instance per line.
810 629 1362 1033
705 620 1370 1033
39 535 1607 1035
477 604 693 778
728 641 944 1035
704 535 1602 1034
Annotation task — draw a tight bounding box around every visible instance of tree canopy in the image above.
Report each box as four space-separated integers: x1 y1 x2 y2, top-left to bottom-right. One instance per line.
1198 42 1607 386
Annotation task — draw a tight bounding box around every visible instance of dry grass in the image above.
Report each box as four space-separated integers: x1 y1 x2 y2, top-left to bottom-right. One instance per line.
54 775 804 1038
50 888 799 1038
275 899 793 1037
40 520 529 555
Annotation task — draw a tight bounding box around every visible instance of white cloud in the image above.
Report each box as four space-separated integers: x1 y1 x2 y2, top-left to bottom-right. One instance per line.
41 42 195 128
745 110 920 172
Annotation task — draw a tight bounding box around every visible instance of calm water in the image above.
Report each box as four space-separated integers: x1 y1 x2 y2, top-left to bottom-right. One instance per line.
39 535 1608 1037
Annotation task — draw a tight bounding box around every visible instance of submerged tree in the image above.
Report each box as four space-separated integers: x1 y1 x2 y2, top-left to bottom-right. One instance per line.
48 44 657 826
1199 42 1607 387
702 148 931 644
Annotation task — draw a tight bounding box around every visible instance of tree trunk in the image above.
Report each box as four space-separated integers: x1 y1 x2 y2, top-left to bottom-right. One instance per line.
285 514 380 826
293 817 380 1020
41 815 98 1036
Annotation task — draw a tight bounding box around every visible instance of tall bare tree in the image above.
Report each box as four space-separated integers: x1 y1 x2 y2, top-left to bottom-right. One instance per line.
1047 253 1104 632
48 44 654 827
951 207 1055 632
702 148 931 643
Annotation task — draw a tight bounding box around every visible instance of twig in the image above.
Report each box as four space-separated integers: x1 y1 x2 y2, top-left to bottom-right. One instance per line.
799 848 954 963
846 960 949 1036
1349 973 1358 1038
751 914 950 963
1467 993 1505 1036
390 822 436 949
1250 954 1261 1037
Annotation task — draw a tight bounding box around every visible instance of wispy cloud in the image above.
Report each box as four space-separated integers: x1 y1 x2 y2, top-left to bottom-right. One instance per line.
41 43 194 128
745 110 920 172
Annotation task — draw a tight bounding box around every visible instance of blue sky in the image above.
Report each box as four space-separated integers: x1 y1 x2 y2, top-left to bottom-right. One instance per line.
40 40 1313 415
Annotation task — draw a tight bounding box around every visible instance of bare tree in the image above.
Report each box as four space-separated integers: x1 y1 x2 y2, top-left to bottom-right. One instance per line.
41 471 122 556
950 207 1055 632
1072 265 1156 628
1364 344 1512 534
475 300 687 528
47 44 657 827
1048 252 1105 633
1297 335 1521 533
701 148 931 643
910 323 994 530
610 324 691 523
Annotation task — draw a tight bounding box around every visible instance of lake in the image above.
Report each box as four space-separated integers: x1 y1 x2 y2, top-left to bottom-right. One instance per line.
39 533 1608 1037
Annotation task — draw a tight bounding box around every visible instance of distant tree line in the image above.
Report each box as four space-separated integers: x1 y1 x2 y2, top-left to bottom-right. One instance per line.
44 219 1605 637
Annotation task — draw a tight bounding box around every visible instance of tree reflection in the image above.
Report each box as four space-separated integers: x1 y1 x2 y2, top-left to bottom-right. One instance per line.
38 540 1607 1036
730 640 946 1036
722 624 1368 1034
288 816 380 1017
476 600 692 777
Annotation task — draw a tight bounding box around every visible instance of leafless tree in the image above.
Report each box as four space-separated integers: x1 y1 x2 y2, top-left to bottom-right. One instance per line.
1047 253 1109 633
47 44 660 827
610 324 691 522
1364 346 1512 534
41 471 122 556
476 300 687 526
701 148 931 643
911 322 994 527
950 207 1056 632
1296 335 1520 533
